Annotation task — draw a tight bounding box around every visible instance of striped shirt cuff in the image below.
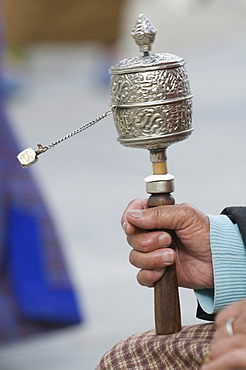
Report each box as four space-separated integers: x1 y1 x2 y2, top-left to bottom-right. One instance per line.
195 214 246 314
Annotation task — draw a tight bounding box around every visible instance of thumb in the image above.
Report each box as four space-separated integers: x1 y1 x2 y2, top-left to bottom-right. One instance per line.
126 203 195 231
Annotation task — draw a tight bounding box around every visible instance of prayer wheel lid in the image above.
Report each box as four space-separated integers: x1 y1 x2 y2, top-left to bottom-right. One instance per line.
110 14 185 74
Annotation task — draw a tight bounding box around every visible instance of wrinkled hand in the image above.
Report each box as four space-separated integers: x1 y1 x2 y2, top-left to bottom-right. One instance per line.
121 199 213 290
201 298 246 370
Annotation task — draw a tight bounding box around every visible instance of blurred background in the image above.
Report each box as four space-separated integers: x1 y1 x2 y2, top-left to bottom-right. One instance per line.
1 0 246 369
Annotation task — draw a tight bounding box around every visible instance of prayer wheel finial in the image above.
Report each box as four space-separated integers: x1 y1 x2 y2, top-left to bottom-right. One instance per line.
131 14 157 54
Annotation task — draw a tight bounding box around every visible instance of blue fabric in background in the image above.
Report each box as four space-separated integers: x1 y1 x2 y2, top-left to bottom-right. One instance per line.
0 23 83 343
9 207 81 324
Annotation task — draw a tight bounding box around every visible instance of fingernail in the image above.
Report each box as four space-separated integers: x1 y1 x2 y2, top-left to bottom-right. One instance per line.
158 233 170 247
162 250 174 263
128 209 143 219
122 222 128 232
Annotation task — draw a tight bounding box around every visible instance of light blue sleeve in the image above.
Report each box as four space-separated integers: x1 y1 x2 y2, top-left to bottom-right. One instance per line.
195 214 246 314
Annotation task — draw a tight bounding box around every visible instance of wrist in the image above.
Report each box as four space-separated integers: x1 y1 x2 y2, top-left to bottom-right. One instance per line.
195 214 246 315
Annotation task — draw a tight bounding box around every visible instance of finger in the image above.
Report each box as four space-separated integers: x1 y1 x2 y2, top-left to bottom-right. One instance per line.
129 248 175 270
121 199 148 235
214 300 245 341
215 315 246 343
126 203 202 232
213 316 237 342
210 335 246 360
127 230 172 252
201 348 246 370
215 299 244 328
137 268 165 287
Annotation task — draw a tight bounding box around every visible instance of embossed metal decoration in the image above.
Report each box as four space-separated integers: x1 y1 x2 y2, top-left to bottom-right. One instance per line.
110 14 193 150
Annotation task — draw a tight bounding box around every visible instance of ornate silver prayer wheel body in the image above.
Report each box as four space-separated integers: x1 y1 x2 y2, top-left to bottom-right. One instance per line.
110 14 193 151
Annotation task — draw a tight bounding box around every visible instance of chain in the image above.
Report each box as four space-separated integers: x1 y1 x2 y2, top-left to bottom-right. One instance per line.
36 110 112 154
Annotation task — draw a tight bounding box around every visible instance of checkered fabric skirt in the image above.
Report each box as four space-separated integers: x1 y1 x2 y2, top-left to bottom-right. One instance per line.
96 323 215 369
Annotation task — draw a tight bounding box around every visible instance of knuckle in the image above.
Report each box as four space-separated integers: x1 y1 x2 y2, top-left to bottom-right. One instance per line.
144 207 157 227
140 238 151 252
127 234 151 252
129 198 148 211
137 270 151 287
150 207 165 229
179 202 195 217
129 249 137 265
126 235 133 248
137 269 163 287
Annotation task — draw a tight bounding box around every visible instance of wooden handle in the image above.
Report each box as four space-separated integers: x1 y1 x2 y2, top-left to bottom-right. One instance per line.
148 193 181 335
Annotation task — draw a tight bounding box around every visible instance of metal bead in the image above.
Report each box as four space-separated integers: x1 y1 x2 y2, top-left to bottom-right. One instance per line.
145 174 174 194
17 147 38 168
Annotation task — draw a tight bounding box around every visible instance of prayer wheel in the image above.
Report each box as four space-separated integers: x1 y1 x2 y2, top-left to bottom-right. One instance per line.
110 14 193 334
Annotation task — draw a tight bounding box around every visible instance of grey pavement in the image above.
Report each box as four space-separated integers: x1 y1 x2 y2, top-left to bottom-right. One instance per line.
1 1 246 369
